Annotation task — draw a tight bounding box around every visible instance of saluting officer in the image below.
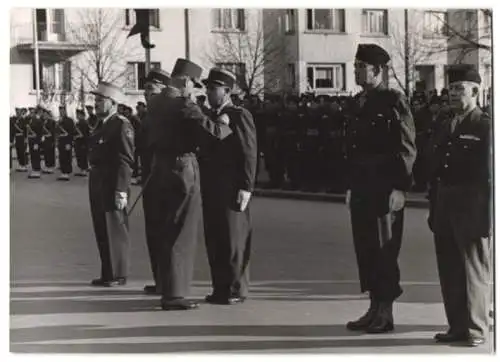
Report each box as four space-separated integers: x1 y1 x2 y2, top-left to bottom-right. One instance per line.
74 109 90 176
88 82 135 287
200 68 258 305
344 43 416 333
427 66 492 347
146 58 233 310
56 105 77 181
141 68 170 295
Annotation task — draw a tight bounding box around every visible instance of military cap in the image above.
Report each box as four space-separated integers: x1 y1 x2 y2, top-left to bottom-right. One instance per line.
355 43 390 66
146 68 171 86
203 68 237 89
448 65 481 85
90 81 125 104
171 58 203 88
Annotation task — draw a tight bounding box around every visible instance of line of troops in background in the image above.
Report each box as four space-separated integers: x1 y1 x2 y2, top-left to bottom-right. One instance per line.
10 87 492 194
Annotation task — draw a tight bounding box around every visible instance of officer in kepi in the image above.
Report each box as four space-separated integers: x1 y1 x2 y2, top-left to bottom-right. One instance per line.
200 68 258 305
146 58 233 310
426 65 492 347
88 82 135 287
344 43 416 333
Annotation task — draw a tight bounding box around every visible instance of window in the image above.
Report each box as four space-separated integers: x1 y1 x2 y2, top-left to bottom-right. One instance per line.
424 11 448 36
35 9 66 41
306 64 345 90
216 62 246 87
306 9 345 32
125 62 161 90
285 9 296 33
212 9 245 31
125 9 160 29
362 9 388 35
32 60 71 92
287 63 296 89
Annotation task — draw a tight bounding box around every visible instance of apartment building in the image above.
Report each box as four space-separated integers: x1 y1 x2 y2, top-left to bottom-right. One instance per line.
9 8 263 114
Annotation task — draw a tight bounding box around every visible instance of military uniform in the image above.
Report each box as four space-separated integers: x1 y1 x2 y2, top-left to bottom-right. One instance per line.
74 111 90 176
264 99 285 188
427 66 492 346
199 69 258 304
147 59 233 310
27 111 45 178
345 44 416 334
41 111 57 173
56 112 77 180
13 111 29 171
88 82 135 287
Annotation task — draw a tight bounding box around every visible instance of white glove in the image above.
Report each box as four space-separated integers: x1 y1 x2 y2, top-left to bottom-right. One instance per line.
389 190 406 212
345 189 351 209
237 189 252 212
216 113 230 125
115 192 128 210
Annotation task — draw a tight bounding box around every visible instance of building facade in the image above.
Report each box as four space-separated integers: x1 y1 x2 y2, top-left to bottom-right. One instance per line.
10 8 492 114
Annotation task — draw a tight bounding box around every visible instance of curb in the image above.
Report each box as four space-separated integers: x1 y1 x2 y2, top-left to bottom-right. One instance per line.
253 188 429 209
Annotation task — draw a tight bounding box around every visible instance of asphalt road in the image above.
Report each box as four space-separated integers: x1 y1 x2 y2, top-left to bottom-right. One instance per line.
9 172 494 354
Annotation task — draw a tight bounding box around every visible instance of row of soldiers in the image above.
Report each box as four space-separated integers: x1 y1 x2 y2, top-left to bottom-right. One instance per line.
9 103 146 183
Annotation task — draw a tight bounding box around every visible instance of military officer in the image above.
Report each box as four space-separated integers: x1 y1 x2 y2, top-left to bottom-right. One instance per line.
27 106 45 179
56 105 77 181
200 68 258 305
123 105 142 185
74 109 90 176
344 43 416 333
426 66 492 347
88 82 135 287
140 68 170 295
146 58 233 310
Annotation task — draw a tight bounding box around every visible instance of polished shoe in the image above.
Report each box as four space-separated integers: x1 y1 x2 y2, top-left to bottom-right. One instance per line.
58 174 70 181
28 171 41 179
434 331 469 343
91 277 126 287
463 337 486 347
346 297 378 331
366 301 394 334
144 285 160 295
205 294 246 305
161 298 199 310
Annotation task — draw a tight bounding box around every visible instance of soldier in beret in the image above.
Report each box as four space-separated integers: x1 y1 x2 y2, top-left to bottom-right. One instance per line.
13 107 29 172
140 68 170 295
88 82 135 287
56 105 77 181
41 108 57 174
74 109 90 177
146 58 233 310
345 43 416 333
426 65 492 347
200 68 258 305
27 106 45 179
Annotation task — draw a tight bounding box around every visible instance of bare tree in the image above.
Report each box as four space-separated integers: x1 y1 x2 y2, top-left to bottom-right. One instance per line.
64 8 142 90
204 13 287 97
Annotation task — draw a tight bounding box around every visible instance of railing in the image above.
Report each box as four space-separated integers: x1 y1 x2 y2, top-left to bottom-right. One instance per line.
11 22 96 47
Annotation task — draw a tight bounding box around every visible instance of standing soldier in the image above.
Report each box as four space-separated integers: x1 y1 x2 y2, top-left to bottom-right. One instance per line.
86 105 99 131
140 69 170 295
27 106 45 179
344 44 416 333
135 101 148 183
14 108 29 172
200 68 258 305
123 105 141 185
88 82 134 287
74 109 90 176
427 66 492 347
147 58 233 310
56 105 77 181
41 108 57 174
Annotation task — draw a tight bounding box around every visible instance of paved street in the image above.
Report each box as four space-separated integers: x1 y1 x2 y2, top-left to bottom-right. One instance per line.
9 172 494 353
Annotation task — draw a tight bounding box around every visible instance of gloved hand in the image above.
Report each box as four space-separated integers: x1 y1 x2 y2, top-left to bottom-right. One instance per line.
389 190 406 212
237 189 252 212
217 113 230 125
115 191 128 210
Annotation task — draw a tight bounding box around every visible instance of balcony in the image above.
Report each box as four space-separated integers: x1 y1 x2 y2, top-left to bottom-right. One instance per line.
11 22 91 59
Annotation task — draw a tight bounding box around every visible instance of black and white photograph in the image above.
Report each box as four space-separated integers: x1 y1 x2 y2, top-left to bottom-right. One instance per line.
8 3 495 356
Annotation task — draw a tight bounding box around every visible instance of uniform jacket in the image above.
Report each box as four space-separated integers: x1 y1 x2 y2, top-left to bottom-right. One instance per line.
345 84 417 193
89 113 135 194
426 107 491 237
199 102 258 194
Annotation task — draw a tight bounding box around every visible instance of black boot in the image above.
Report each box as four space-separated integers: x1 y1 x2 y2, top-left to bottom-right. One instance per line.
366 301 394 333
346 295 378 331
